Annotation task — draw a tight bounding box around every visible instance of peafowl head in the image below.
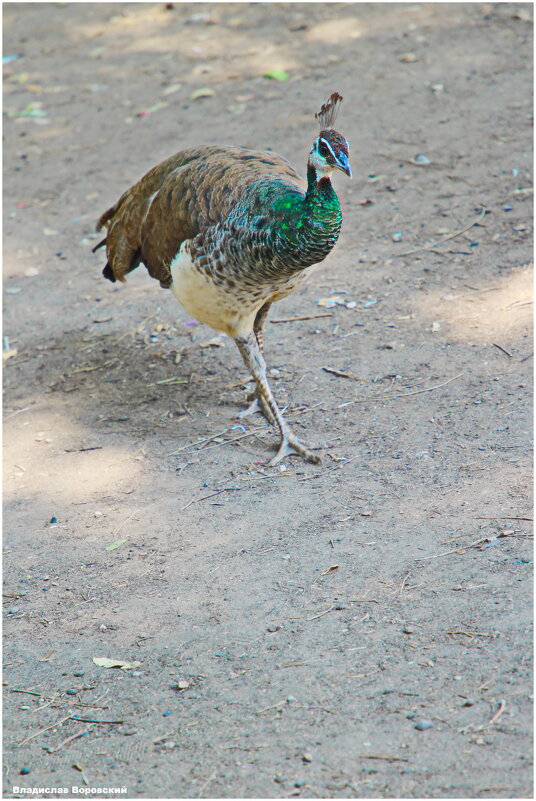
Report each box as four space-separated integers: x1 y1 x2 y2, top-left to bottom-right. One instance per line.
309 92 352 180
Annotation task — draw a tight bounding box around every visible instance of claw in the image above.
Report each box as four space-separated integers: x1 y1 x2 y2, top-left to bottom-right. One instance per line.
237 396 263 419
269 435 322 467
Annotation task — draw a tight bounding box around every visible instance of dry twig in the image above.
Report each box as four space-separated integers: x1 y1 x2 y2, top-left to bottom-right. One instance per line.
270 312 333 323
396 208 487 257
338 373 464 407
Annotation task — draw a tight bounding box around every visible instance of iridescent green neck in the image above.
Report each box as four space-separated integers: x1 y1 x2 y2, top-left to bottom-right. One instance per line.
303 163 340 218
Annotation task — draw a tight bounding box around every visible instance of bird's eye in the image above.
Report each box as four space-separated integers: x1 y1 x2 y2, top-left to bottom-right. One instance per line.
318 140 330 158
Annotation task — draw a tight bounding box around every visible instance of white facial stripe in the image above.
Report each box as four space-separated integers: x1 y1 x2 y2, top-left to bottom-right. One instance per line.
319 137 338 162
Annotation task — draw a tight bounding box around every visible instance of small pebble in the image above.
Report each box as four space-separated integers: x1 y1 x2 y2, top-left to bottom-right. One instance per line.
8 608 19 614
65 688 78 696
392 231 403 242
462 699 476 707
406 712 416 719
274 776 287 784
294 780 305 787
286 695 296 703
73 671 85 677
302 752 313 763
20 767 31 775
402 626 414 634
414 719 434 731
267 625 281 633
163 710 171 717
503 204 513 212
50 517 57 524
175 680 189 690
412 153 432 166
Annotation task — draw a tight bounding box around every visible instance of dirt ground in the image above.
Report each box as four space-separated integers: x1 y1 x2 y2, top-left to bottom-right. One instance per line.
3 3 533 799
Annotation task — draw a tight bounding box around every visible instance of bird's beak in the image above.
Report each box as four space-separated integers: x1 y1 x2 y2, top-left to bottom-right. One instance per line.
336 152 352 177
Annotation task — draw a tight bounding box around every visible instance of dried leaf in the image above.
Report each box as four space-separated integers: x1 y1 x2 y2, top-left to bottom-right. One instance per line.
321 564 340 576
322 366 360 380
190 87 215 100
92 657 141 670
162 83 183 96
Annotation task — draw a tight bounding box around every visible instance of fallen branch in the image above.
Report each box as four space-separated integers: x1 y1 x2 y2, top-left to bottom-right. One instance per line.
416 532 515 561
69 716 124 724
492 343 513 358
270 312 333 323
338 373 464 407
44 728 89 753
18 714 73 747
181 487 243 512
473 516 532 521
359 754 409 763
396 209 487 257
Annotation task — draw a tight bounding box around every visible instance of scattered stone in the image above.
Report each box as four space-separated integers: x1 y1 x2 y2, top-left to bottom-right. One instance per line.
402 626 414 634
412 153 432 166
302 752 313 763
20 767 31 775
414 719 434 731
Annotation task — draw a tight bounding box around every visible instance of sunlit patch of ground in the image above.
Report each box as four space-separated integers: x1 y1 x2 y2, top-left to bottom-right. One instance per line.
415 265 533 345
4 407 145 505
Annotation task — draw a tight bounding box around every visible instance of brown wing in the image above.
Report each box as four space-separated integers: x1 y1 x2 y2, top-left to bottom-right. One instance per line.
96 146 304 288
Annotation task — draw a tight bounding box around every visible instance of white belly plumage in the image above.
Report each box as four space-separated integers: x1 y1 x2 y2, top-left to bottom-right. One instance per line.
170 243 259 338
170 241 314 339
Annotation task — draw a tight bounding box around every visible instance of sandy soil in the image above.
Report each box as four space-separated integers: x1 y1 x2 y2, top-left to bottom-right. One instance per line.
3 3 533 798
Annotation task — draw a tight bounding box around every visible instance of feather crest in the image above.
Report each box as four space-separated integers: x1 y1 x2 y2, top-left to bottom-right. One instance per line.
315 92 343 129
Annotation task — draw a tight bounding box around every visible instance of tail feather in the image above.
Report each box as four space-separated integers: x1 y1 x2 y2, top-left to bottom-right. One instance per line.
102 263 116 282
92 237 107 253
96 204 117 232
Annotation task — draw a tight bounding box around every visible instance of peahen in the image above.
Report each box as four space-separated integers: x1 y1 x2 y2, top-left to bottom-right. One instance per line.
94 92 351 465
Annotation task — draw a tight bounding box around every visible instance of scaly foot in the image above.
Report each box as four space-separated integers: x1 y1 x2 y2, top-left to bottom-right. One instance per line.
269 433 324 466
238 392 275 425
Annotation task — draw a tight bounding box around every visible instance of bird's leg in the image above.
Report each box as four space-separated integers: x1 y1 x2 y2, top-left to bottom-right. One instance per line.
237 302 275 424
234 332 321 466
